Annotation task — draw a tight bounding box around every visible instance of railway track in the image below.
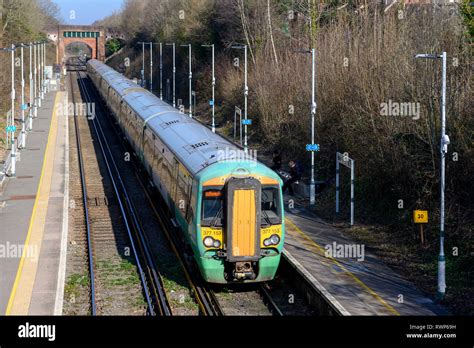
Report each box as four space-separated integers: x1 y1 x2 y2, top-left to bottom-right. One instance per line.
64 70 171 316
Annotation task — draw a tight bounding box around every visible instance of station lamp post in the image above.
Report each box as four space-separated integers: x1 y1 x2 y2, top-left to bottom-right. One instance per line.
19 44 26 149
166 43 176 107
415 52 449 300
159 42 163 100
42 41 46 97
11 44 16 176
40 41 45 100
1 45 17 176
38 42 42 107
33 42 39 117
149 42 153 92
231 44 248 153
296 48 317 206
180 44 193 118
202 44 216 132
28 42 34 132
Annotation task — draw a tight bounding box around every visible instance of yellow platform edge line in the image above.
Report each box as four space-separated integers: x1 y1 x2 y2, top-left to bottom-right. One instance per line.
5 92 61 315
285 217 400 316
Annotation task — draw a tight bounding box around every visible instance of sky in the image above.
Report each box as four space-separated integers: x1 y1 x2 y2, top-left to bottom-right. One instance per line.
53 0 124 25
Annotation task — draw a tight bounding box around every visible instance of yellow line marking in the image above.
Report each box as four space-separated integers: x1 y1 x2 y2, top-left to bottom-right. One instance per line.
6 92 61 315
285 217 400 316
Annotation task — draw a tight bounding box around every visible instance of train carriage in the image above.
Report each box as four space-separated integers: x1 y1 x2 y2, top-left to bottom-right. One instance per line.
86 59 284 283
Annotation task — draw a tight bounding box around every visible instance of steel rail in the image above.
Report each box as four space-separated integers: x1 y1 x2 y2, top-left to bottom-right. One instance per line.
76 71 171 316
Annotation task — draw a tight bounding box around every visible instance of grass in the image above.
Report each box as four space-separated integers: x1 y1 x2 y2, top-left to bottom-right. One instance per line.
96 259 141 287
64 272 89 304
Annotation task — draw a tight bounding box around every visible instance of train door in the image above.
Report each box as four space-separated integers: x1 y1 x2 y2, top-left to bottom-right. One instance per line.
225 177 261 264
170 158 179 207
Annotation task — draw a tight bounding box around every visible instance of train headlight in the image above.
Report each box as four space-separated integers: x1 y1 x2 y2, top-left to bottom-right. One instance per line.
203 236 215 247
263 234 280 247
213 240 221 248
270 234 280 245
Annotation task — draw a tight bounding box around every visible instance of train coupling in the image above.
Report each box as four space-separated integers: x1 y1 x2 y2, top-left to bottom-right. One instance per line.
232 262 256 281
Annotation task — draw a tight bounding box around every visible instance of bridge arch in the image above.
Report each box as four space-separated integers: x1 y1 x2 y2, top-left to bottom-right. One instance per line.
65 41 94 59
57 25 106 64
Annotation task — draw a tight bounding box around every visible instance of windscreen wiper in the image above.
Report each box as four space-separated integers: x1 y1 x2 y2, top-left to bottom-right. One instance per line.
261 209 272 227
210 205 223 227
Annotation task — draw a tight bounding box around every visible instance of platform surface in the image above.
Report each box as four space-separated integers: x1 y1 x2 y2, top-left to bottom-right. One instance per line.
283 196 448 315
0 91 68 315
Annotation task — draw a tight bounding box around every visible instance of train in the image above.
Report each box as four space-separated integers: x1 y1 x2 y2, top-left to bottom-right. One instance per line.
86 59 285 283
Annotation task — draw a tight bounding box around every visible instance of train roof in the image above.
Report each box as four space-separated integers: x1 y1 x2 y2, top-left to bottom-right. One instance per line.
87 59 256 176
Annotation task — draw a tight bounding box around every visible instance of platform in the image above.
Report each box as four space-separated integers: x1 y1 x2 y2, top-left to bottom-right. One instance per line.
282 196 449 315
0 91 69 315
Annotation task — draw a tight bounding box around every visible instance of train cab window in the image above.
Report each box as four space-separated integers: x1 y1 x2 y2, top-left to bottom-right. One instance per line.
201 189 223 227
261 186 282 226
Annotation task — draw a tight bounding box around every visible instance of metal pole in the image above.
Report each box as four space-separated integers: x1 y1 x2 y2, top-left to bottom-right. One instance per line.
244 45 248 153
20 44 26 149
240 108 242 146
172 43 176 108
336 154 340 213
33 43 38 117
10 44 16 176
38 43 41 100
234 108 237 141
43 41 46 94
350 159 355 226
41 42 45 99
211 44 215 132
160 42 163 100
415 52 449 299
203 44 216 130
38 43 42 107
41 42 44 99
141 42 145 87
310 48 316 206
150 42 153 92
188 44 192 118
28 43 33 131
438 51 447 299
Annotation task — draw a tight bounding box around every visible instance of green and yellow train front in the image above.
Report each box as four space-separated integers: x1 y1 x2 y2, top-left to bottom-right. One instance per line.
190 162 285 283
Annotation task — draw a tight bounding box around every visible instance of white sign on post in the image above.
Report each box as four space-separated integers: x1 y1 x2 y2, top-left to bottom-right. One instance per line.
336 152 355 226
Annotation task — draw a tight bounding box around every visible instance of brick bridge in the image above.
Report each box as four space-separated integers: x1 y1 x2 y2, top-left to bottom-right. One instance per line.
47 25 126 64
